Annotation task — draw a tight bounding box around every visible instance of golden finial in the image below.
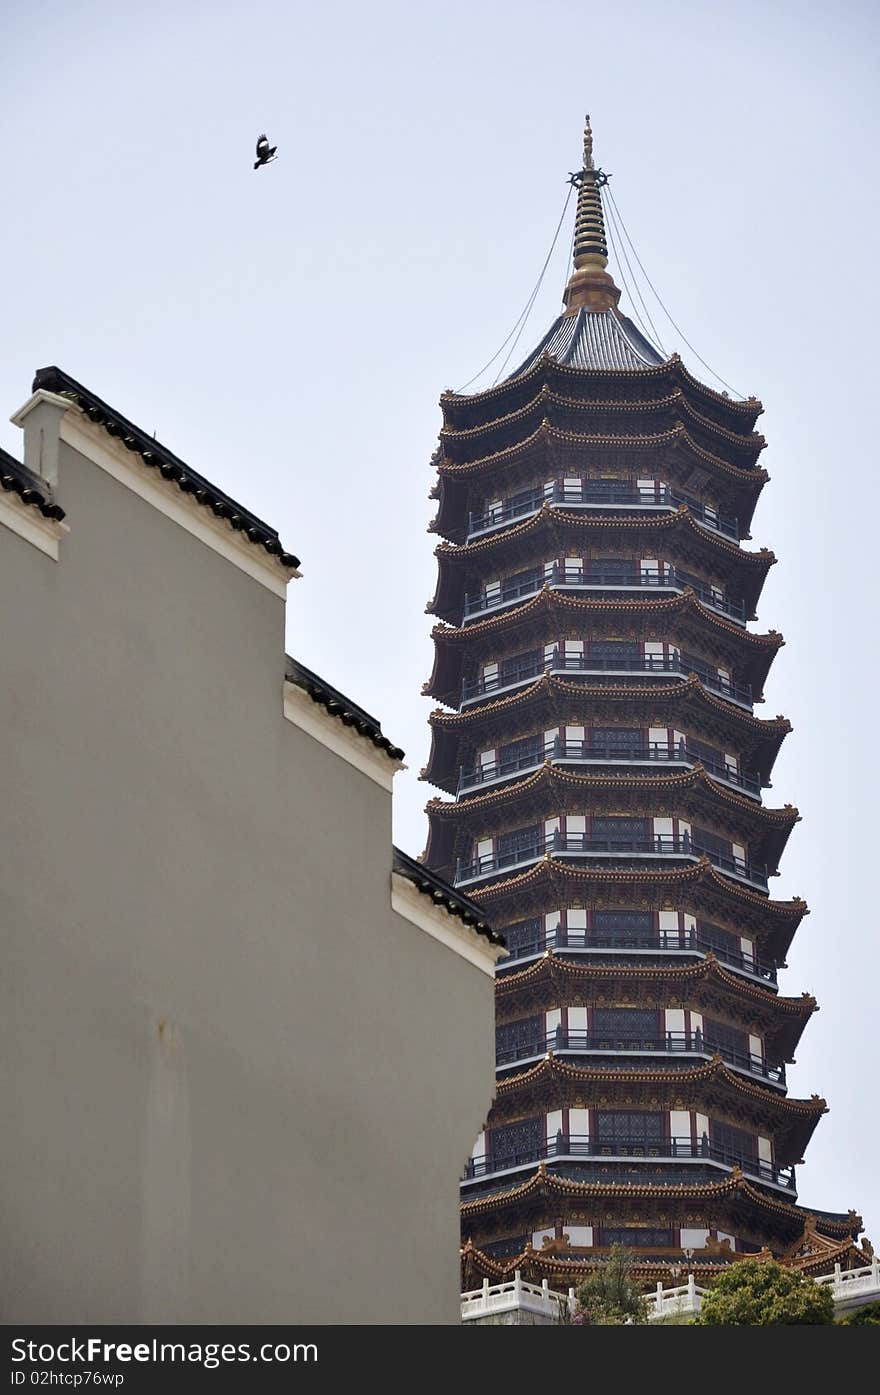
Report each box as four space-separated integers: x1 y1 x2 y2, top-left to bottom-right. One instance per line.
564 114 620 315
583 113 594 169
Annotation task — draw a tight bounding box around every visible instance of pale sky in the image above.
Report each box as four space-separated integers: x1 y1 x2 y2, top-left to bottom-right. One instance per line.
3 0 878 1241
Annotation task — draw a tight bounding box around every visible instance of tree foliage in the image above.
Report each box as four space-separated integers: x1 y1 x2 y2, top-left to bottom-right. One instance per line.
840 1300 880 1325
572 1246 649 1325
696 1258 835 1325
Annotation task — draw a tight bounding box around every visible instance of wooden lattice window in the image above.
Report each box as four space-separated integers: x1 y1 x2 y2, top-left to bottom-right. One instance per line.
489 1116 544 1167
703 1017 749 1058
692 825 732 858
592 909 654 935
711 1120 758 1164
599 1227 675 1249
587 557 636 580
592 1008 659 1044
590 726 643 753
497 825 541 861
590 815 649 842
500 650 542 683
588 477 627 498
504 566 543 592
500 918 544 953
587 640 640 660
496 1016 544 1058
482 1235 530 1259
686 736 725 766
699 920 740 954
679 649 708 673
595 1111 665 1151
498 734 543 772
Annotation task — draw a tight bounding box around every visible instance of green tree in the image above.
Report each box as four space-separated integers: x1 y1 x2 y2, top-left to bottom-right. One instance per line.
696 1258 835 1325
840 1300 880 1325
572 1246 649 1325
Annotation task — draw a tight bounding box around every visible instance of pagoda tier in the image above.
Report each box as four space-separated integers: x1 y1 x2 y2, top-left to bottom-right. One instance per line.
459 1173 866 1286
489 1052 821 1155
438 388 765 471
422 675 792 794
496 955 816 1064
429 509 776 623
431 423 769 542
439 351 763 436
420 118 863 1283
425 765 798 888
425 591 783 709
474 858 806 969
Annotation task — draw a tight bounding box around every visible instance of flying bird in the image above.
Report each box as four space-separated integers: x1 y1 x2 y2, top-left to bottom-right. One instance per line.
254 134 277 170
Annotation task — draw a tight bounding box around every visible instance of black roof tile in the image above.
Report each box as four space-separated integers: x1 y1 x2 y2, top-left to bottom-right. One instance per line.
393 846 504 946
285 656 405 763
31 366 299 569
0 445 66 521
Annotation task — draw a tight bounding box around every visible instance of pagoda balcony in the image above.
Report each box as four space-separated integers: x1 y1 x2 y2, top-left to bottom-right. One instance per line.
462 1134 795 1191
463 564 746 625
461 650 753 710
458 737 760 799
455 832 769 892
466 482 739 542
495 925 778 986
495 1029 786 1087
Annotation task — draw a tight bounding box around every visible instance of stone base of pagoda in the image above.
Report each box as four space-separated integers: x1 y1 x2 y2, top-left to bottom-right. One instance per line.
461 1261 880 1323
461 1270 705 1324
461 1240 736 1295
460 1243 879 1314
461 1273 574 1325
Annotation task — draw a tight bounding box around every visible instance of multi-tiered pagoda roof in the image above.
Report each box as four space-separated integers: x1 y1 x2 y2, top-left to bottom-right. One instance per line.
420 118 869 1289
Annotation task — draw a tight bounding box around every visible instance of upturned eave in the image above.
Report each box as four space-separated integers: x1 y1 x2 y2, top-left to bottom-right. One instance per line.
470 859 807 960
421 674 790 793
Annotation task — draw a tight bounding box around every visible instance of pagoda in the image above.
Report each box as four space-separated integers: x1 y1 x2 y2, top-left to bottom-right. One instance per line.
420 118 867 1291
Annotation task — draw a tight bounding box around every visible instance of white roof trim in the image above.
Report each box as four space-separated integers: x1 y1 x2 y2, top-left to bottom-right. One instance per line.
391 873 504 977
283 680 403 792
0 489 68 560
10 388 74 425
58 411 297 598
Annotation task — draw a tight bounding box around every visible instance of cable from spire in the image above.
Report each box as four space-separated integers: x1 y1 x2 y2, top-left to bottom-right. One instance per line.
559 200 577 304
604 201 665 354
605 184 746 398
603 192 667 354
491 184 575 386
454 183 574 394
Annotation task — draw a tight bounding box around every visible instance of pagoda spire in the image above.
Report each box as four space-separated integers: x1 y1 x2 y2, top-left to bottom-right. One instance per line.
563 115 621 316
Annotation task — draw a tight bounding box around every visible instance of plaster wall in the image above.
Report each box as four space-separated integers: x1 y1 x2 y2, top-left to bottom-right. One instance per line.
0 413 496 1324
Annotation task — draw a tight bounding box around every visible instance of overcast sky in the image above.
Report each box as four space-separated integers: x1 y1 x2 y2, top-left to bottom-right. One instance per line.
3 0 878 1241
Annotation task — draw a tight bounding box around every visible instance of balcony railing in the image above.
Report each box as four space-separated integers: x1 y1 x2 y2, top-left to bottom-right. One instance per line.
496 926 778 984
466 483 739 541
495 1028 785 1084
464 564 746 624
460 650 753 709
458 737 760 797
455 831 768 891
463 1133 794 1189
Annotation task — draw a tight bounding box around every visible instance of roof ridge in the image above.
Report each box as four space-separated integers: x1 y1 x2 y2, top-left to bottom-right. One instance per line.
435 506 774 565
431 587 783 648
428 673 790 733
474 856 809 916
495 951 815 1013
495 1052 825 1112
32 366 299 570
